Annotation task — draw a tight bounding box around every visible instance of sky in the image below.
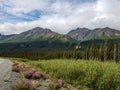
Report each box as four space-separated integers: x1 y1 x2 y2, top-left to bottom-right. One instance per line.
0 0 120 35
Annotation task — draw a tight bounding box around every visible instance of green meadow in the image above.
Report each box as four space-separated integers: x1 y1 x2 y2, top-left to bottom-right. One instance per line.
11 58 120 90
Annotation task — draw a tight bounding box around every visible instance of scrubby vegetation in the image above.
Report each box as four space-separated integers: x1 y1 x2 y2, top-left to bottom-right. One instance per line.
2 39 120 89
11 61 69 90
1 39 120 62
11 58 120 90
11 80 36 90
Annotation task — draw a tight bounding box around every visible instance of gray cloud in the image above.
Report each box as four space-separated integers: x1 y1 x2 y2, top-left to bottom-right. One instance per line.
0 0 120 35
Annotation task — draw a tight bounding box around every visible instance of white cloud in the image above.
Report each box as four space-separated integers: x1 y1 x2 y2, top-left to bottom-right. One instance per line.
87 0 120 29
4 0 49 16
0 0 120 35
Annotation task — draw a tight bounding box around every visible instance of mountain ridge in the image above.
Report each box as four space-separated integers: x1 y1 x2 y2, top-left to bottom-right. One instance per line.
0 27 120 43
0 27 76 43
67 27 120 41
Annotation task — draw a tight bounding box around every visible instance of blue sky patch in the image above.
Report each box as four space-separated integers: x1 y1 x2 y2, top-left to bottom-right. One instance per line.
0 0 96 23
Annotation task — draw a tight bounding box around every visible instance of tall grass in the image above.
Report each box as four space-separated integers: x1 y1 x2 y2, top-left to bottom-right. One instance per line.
11 58 120 90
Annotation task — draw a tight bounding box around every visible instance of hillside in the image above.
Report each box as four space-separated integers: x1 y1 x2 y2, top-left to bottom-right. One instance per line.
0 27 76 43
0 27 78 52
1 27 120 43
68 27 120 41
0 27 120 52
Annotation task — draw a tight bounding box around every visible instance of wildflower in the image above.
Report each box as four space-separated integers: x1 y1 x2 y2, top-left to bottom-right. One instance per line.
24 68 36 79
12 65 21 72
32 72 41 79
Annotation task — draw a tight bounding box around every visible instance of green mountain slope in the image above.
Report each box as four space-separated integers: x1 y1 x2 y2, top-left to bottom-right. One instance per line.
1 27 76 43
0 27 78 52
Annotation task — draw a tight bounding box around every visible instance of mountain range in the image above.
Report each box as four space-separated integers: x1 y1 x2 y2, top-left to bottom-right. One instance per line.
0 27 76 43
0 27 120 52
0 27 120 43
67 27 120 41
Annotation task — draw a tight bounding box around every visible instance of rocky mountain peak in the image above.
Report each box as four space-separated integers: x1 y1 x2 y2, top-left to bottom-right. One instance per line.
68 27 120 41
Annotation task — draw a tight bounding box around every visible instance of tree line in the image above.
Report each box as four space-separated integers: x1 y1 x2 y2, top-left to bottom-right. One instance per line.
0 40 120 62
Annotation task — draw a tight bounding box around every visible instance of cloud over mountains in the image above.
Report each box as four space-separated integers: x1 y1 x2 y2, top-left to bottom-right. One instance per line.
0 0 120 34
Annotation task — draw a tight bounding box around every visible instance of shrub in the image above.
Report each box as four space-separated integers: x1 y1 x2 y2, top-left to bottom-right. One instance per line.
24 68 46 80
27 59 120 90
24 68 36 79
56 80 66 89
32 71 41 79
11 81 33 90
12 62 19 66
48 80 66 90
11 80 40 90
49 83 57 90
12 65 21 72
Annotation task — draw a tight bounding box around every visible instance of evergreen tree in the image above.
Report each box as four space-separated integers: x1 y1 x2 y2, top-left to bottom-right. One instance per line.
113 44 117 62
103 40 108 61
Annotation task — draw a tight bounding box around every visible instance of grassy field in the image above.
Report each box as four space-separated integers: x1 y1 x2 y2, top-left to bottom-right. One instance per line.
10 58 120 90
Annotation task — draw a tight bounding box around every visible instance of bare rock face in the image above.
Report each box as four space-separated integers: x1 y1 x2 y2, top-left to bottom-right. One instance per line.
18 27 57 39
1 27 120 43
67 27 120 41
0 27 75 43
7 27 57 40
67 28 91 41
0 27 59 43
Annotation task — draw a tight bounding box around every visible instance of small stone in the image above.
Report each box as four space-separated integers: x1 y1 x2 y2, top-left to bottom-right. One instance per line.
3 77 10 82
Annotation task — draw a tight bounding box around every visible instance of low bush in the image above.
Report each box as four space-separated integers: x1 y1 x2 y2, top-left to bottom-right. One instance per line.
12 65 21 72
27 59 120 90
11 80 40 90
11 81 33 90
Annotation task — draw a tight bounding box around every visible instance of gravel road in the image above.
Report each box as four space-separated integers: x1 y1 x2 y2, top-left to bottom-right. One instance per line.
0 58 13 90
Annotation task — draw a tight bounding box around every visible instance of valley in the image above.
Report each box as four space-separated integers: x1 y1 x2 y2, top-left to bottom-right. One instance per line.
0 27 120 90
1 0 120 90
